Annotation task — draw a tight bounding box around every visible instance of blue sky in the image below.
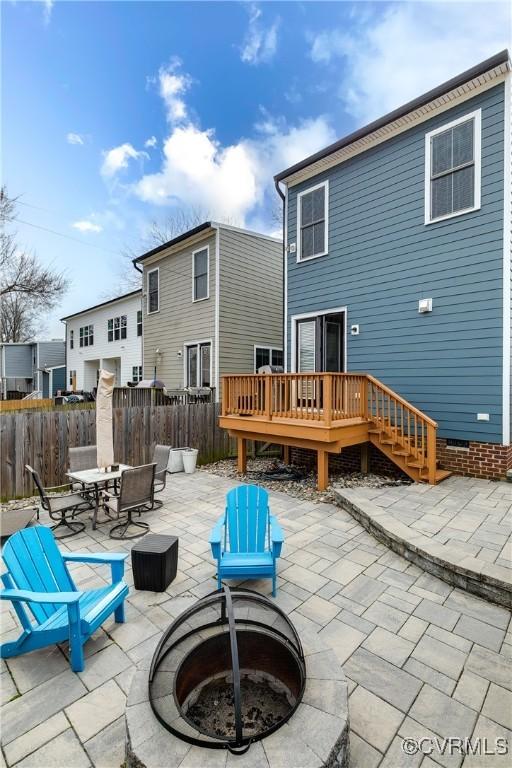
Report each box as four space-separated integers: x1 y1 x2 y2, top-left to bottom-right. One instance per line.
2 0 510 338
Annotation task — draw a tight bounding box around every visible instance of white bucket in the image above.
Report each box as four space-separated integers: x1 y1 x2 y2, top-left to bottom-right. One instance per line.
182 448 198 474
168 448 189 473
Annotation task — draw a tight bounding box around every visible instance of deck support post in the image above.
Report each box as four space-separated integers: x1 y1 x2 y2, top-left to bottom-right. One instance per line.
361 443 369 474
282 445 290 465
317 449 328 491
237 438 247 475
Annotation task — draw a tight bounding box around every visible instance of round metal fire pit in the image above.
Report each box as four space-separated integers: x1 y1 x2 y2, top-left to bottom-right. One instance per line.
148 586 306 754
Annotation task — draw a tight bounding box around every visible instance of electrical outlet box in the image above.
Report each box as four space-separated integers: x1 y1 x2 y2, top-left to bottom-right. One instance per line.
289 243 297 253
477 413 490 421
351 325 360 335
418 298 433 313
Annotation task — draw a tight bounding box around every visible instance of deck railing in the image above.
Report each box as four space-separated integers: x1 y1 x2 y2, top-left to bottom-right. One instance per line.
221 372 437 480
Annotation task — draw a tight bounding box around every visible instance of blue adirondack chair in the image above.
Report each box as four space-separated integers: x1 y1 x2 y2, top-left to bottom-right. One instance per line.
209 485 284 596
0 526 129 672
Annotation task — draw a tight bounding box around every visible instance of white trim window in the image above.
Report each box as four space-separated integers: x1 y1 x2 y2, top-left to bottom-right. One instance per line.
147 268 159 314
132 365 143 383
79 324 94 347
137 310 142 337
192 246 209 302
185 341 212 387
69 330 74 350
107 315 127 342
425 109 482 224
297 180 329 261
254 346 284 372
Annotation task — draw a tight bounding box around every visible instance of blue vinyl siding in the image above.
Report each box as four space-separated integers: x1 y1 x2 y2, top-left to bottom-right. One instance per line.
287 83 505 443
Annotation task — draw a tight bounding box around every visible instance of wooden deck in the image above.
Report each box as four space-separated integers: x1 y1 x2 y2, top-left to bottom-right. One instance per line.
219 373 450 490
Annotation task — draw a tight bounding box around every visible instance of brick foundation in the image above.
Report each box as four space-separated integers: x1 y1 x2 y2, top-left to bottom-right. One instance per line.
289 440 512 482
437 438 512 481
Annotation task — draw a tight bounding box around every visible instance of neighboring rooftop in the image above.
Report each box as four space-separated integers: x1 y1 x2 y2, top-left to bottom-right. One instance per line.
275 49 511 185
132 221 282 265
60 289 142 322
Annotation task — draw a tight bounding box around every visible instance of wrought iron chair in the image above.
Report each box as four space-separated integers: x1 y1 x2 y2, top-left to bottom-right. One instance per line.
104 464 156 540
25 465 92 539
152 444 171 508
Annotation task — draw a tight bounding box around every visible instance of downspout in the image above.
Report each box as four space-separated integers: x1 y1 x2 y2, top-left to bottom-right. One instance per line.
133 261 144 379
274 179 287 371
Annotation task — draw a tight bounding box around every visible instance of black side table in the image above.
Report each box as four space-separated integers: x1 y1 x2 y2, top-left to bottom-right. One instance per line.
131 534 178 591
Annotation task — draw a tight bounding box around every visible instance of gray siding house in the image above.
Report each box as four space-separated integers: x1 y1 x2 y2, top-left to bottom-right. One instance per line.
134 223 282 398
275 51 511 479
0 341 66 398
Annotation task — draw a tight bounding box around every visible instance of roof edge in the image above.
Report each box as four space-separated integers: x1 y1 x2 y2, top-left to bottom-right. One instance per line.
275 49 511 183
60 288 142 322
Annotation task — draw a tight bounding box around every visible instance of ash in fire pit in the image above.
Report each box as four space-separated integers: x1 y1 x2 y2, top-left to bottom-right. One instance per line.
184 672 294 738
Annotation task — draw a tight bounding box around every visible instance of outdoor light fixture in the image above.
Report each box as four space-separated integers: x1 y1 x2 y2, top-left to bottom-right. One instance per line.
418 298 433 313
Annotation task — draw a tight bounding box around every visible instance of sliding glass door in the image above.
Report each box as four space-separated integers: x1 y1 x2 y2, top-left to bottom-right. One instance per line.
295 312 345 372
186 342 211 387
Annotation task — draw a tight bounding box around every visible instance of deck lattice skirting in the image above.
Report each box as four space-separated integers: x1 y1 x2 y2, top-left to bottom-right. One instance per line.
219 373 451 489
334 487 512 609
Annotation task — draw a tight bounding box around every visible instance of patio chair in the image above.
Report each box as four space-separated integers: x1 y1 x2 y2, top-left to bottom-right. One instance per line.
25 465 92 539
209 484 284 597
0 526 128 672
152 444 171 508
69 445 97 496
104 463 156 540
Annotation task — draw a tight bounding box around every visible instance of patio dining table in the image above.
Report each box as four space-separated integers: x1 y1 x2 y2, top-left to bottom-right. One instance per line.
66 464 131 530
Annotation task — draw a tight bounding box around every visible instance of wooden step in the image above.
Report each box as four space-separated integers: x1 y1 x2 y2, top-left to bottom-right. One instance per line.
379 437 395 445
420 467 452 482
406 459 425 469
392 448 410 457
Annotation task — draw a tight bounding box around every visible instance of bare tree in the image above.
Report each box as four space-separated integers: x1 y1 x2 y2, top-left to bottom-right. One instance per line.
0 187 68 341
117 207 209 293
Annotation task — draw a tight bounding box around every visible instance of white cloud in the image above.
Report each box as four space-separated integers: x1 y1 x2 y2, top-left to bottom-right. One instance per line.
67 132 84 145
145 136 158 148
101 142 148 178
72 220 103 234
310 2 511 124
241 4 280 65
153 59 192 122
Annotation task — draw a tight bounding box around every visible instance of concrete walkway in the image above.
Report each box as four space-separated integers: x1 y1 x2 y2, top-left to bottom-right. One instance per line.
1 472 511 768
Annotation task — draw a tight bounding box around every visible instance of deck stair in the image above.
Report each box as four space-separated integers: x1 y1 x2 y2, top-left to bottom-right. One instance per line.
219 372 451 489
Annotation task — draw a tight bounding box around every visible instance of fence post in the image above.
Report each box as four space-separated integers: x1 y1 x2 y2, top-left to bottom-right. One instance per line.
221 377 228 416
360 377 368 419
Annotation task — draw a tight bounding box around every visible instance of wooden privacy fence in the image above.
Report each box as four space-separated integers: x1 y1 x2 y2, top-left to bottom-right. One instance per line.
0 399 55 413
1 402 235 500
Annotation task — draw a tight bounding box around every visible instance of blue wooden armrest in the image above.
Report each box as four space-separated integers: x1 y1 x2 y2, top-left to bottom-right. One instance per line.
63 552 127 564
0 588 81 604
269 514 284 558
63 552 127 583
209 515 225 560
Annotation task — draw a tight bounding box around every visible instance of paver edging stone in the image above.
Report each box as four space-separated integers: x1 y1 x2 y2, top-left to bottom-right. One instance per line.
334 489 511 610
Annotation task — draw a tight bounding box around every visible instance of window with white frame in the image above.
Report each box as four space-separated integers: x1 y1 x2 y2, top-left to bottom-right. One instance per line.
69 330 74 349
69 370 76 387
147 268 159 313
137 310 142 336
79 325 94 347
254 347 284 371
132 365 143 383
192 247 209 301
297 181 328 261
107 315 127 342
186 342 211 387
425 110 481 223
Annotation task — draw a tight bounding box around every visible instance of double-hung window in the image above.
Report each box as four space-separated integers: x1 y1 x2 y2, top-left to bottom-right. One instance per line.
132 366 143 383
425 110 481 224
254 347 284 371
192 247 209 301
147 268 159 314
297 181 328 261
69 330 74 349
79 325 94 347
107 315 127 342
137 310 142 336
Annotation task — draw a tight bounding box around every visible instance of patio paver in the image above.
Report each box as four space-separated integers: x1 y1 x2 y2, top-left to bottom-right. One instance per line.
1 470 511 767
